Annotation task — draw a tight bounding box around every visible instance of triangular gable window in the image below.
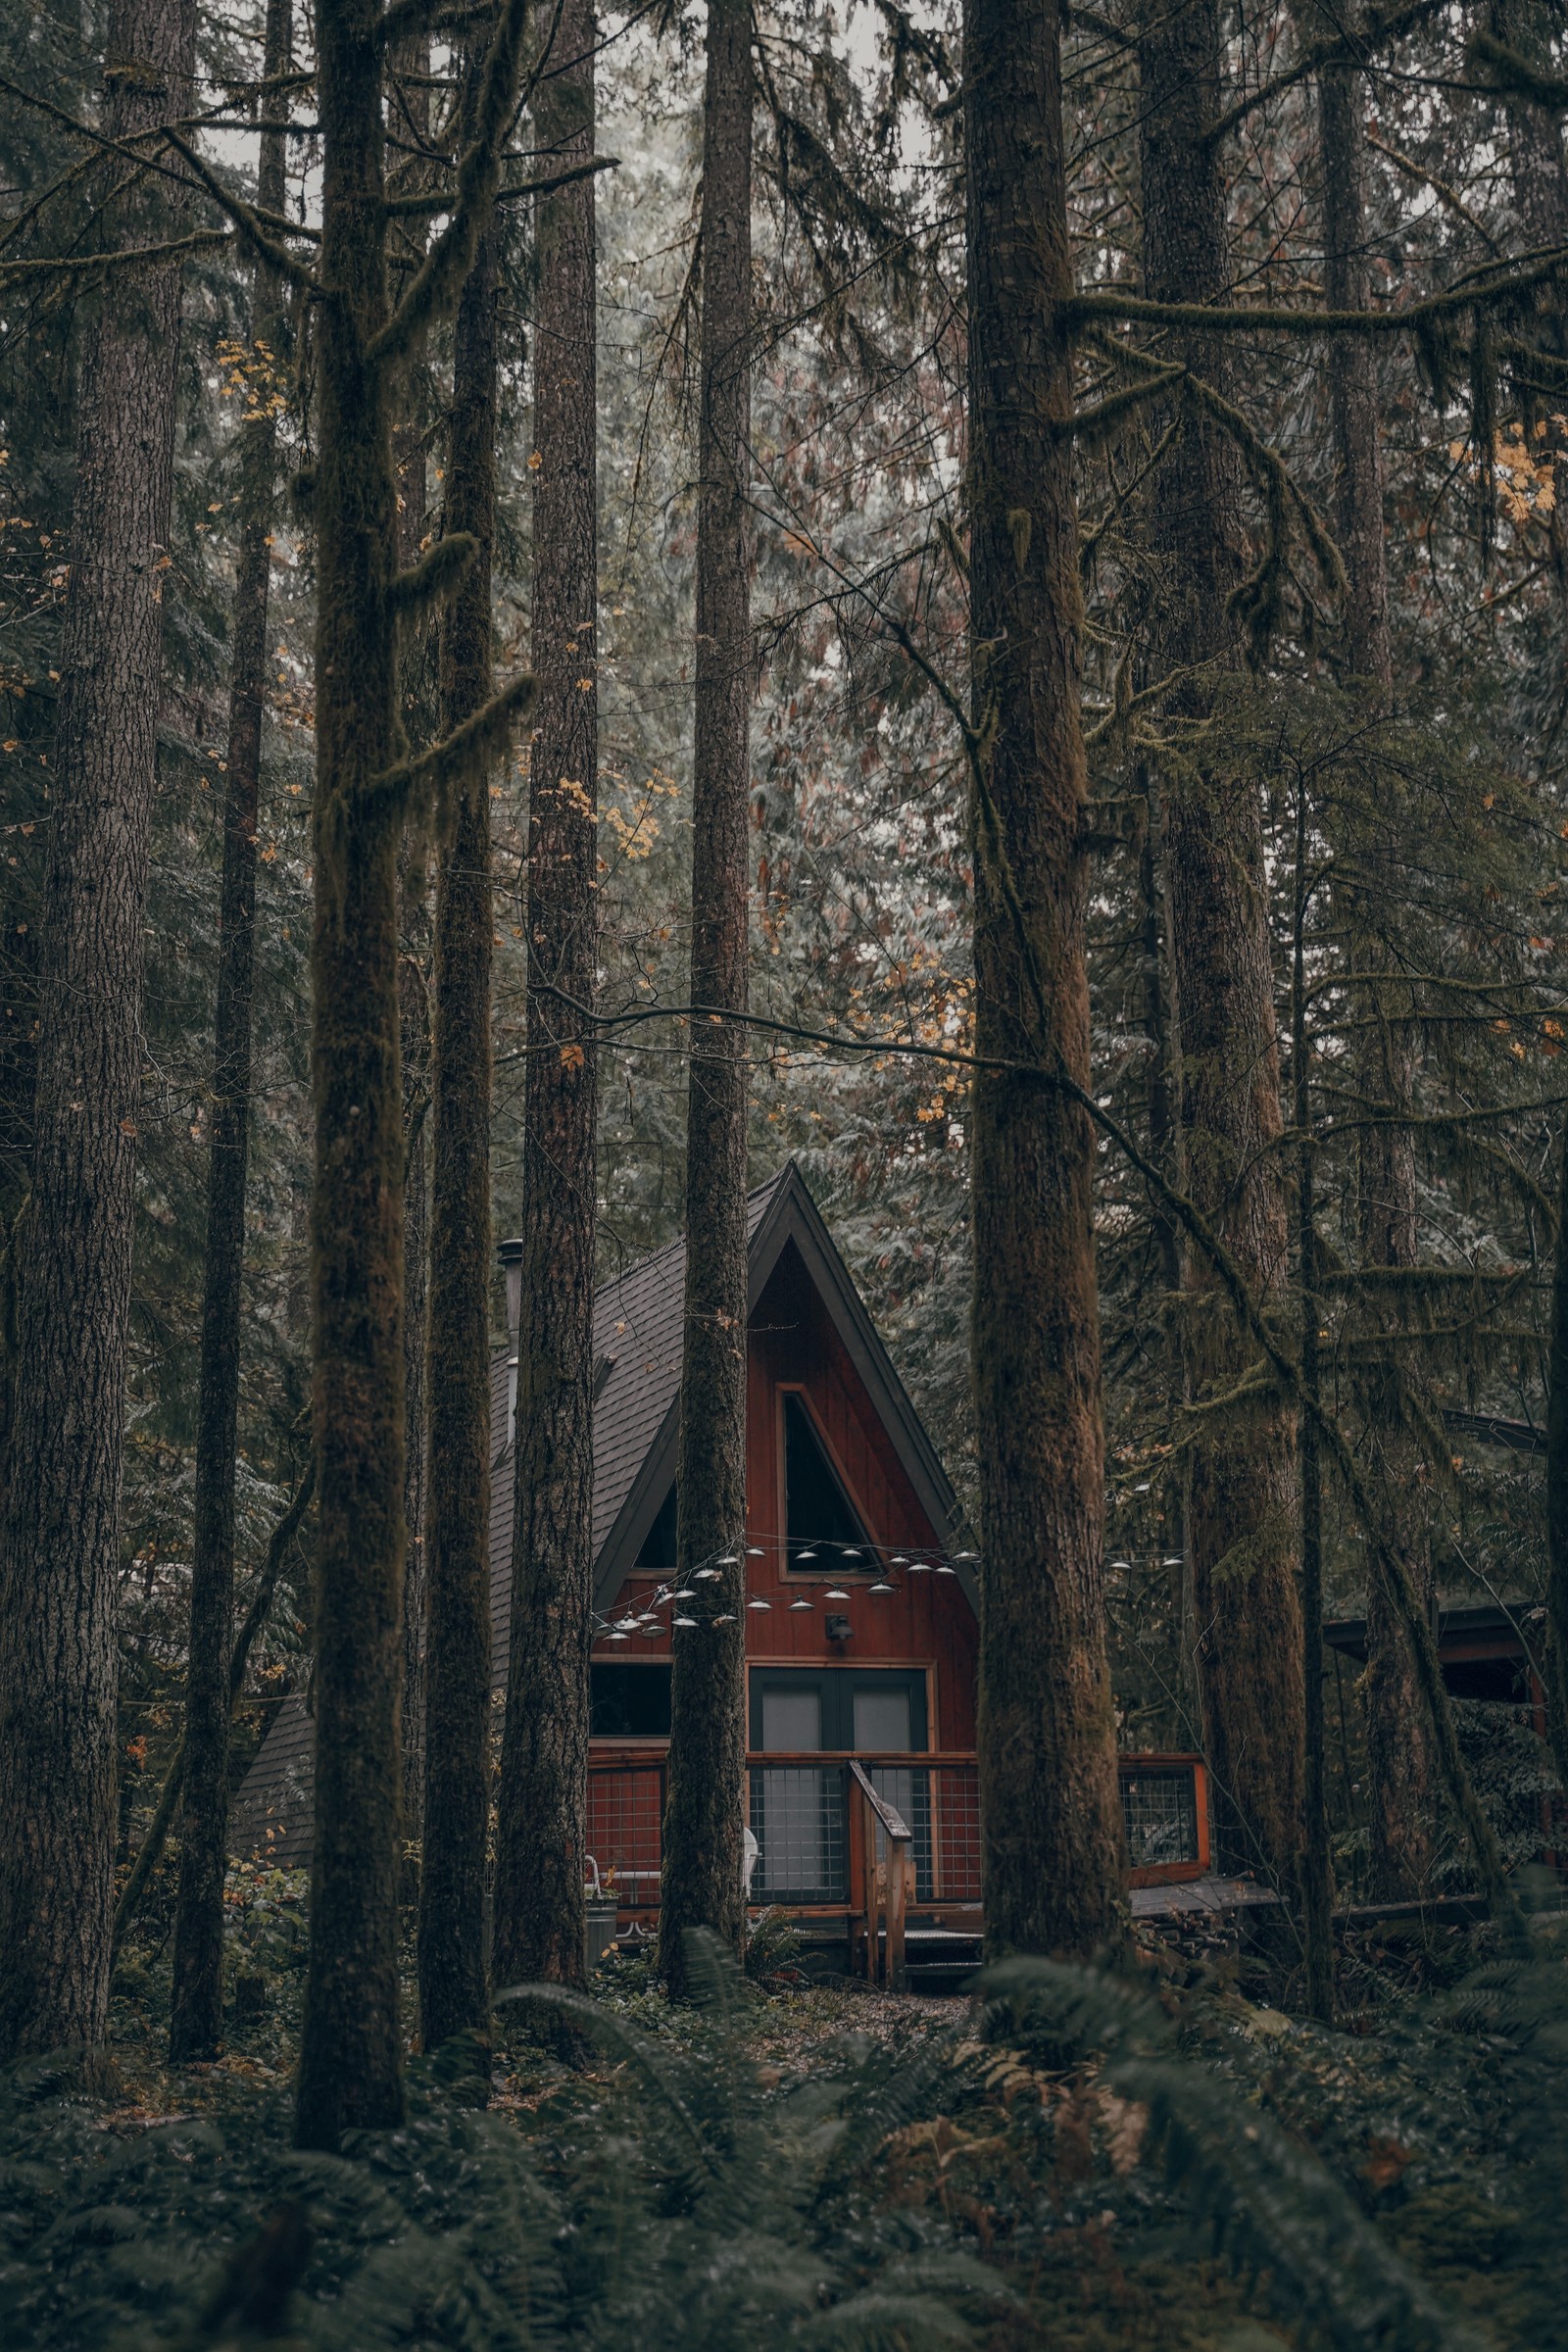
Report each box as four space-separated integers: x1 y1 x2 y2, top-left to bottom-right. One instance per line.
784 1392 870 1563
636 1481 678 1571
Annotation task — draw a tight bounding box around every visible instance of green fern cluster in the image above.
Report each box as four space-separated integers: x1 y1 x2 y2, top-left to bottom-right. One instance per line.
5 1936 1566 2350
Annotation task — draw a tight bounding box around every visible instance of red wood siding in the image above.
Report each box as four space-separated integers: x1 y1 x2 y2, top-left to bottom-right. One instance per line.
592 1238 976 1748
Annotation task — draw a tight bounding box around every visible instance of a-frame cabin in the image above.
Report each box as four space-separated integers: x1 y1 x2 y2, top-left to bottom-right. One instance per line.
232 1162 1209 1978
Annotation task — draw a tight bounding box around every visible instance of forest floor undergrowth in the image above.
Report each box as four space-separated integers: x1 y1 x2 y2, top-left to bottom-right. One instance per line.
5 1885 1564 2350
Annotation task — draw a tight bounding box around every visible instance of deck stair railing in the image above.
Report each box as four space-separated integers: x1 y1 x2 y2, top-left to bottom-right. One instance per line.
850 1758 914 1991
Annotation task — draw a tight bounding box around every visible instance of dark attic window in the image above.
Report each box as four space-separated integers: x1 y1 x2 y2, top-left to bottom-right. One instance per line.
591 1662 672 1738
784 1392 870 1564
636 1482 678 1571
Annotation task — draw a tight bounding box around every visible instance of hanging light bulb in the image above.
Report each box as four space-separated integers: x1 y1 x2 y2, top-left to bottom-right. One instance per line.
712 1612 736 1625
907 1560 932 1573
672 1614 698 1629
935 1563 956 1576
789 1596 814 1612
794 1549 817 1562
694 1567 721 1582
747 1596 772 1611
716 1553 741 1566
840 1545 860 1558
869 1579 894 1594
955 1549 978 1560
1107 1562 1132 1575
891 1555 908 1566
673 1587 696 1599
746 1546 765 1556
605 1629 630 1642
1161 1555 1183 1567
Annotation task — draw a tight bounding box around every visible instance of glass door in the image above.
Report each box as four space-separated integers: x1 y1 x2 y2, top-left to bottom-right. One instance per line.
751 1682 843 1900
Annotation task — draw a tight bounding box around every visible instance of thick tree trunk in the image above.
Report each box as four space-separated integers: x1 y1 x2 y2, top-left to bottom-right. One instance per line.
400 906 431 1853
492 0 600 1994
1139 0 1304 1884
0 0 195 2067
1319 64 1393 698
418 164 499 2059
1315 48 1440 1897
392 37 433 1862
966 0 1125 1958
296 0 409 2149
656 0 753 1999
169 0 293 2068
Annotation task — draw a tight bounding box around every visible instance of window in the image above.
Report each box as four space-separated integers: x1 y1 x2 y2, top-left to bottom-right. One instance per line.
590 1662 671 1738
636 1482 678 1572
783 1392 870 1563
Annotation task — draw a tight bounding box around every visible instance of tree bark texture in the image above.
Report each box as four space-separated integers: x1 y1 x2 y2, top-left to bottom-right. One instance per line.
169 0 293 2067
1318 62 1393 698
1315 45 1439 1899
656 0 753 1998
0 0 195 2067
296 0 408 2147
1139 0 1304 1884
400 898 431 1852
392 38 434 1859
1548 1117 1568 1792
493 0 600 1995
418 173 499 2057
965 0 1125 1959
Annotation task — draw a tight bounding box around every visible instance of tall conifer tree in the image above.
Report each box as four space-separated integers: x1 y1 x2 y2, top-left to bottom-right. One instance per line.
964 0 1125 1956
493 0 602 1992
0 0 196 2066
417 35 504 2066
170 0 294 2067
1137 0 1305 1884
656 0 755 1996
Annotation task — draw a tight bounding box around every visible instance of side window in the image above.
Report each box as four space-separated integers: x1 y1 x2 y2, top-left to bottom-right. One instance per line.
590 1663 672 1737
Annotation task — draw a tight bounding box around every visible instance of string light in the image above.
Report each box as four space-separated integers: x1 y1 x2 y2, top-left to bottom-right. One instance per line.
585 1527 988 1648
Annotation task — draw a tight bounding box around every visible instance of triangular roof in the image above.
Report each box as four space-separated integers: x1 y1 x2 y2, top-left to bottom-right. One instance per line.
232 1162 969 1866
487 1160 972 1665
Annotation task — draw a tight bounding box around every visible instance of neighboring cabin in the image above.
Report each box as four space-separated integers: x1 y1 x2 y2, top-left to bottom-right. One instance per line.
232 1162 1208 1973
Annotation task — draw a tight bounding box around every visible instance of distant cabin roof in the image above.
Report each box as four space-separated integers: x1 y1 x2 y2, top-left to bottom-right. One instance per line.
231 1160 968 1868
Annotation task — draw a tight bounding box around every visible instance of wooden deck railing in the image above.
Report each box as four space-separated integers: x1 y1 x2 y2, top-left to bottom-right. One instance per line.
850 1759 914 1991
584 1746 1210 1979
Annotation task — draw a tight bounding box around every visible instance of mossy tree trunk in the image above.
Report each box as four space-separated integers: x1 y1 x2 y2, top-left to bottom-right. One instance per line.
392 38 434 1864
169 0 293 2068
1138 0 1304 1886
656 0 754 1999
1315 42 1439 1900
493 0 600 1994
418 56 501 2067
0 0 195 2068
296 0 410 2149
965 0 1125 1959
295 0 531 2146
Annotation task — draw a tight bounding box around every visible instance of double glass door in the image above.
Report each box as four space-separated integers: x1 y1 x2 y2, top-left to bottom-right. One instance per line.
749 1670 930 1902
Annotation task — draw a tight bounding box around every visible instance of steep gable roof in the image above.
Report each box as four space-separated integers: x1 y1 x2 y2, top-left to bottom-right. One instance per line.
231 1162 968 1865
488 1159 970 1655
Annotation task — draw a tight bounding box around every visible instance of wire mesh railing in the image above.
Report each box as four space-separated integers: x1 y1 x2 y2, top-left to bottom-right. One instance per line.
583 1749 1205 1919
